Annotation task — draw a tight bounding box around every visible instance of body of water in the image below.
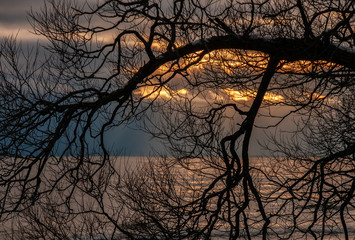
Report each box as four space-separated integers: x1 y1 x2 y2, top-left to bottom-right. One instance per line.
1 156 354 239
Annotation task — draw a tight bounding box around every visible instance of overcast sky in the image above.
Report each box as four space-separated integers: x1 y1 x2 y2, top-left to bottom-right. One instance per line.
0 0 45 41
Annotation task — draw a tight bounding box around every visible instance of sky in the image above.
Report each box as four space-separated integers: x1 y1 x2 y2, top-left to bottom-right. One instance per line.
0 0 43 40
0 0 291 156
0 0 159 155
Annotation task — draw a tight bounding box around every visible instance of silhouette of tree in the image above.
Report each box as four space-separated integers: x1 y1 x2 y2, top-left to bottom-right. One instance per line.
263 86 355 239
0 0 354 239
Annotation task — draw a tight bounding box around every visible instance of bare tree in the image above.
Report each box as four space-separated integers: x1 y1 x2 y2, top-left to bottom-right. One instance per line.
0 0 354 239
263 86 355 239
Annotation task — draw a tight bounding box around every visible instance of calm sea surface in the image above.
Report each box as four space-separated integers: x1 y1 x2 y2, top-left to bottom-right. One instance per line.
1 156 354 239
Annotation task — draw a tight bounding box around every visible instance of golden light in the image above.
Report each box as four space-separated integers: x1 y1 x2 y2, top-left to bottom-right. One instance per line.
304 92 326 99
135 85 188 100
177 88 188 95
223 88 250 101
136 86 285 103
134 47 333 103
224 88 284 102
264 93 285 102
280 60 336 73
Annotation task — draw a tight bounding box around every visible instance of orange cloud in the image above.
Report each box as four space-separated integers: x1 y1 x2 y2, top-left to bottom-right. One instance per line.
134 85 188 100
223 88 284 102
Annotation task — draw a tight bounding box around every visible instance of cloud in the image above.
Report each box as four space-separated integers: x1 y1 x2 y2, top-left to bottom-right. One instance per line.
0 0 44 40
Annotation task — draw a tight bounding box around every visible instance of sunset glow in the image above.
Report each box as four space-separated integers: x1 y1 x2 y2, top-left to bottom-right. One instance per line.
135 85 286 103
152 47 337 76
135 86 188 99
146 49 332 104
305 92 326 99
223 88 284 102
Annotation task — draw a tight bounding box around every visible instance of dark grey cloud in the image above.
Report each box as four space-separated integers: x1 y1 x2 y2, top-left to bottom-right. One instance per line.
0 0 44 24
0 0 45 40
0 0 44 10
0 13 27 25
0 0 102 40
